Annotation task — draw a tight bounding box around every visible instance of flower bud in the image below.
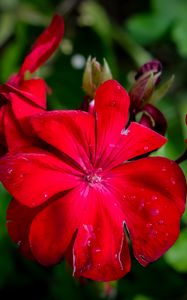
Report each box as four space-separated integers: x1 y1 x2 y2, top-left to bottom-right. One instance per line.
129 60 162 113
82 56 112 98
140 103 167 136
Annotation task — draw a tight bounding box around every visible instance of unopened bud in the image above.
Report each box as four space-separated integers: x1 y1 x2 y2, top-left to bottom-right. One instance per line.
82 56 112 98
129 60 162 113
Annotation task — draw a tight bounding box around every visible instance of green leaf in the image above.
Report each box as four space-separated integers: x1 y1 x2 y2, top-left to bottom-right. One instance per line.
126 13 170 46
78 1 112 42
172 19 187 58
165 228 187 272
150 75 175 103
0 13 15 47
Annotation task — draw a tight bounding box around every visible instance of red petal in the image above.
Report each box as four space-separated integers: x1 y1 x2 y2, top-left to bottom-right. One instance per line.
31 110 95 171
18 15 64 77
29 186 86 265
1 83 46 109
4 105 32 152
0 148 80 207
95 109 127 168
110 157 186 265
96 119 166 170
7 199 40 259
9 92 44 136
73 188 131 281
95 80 130 118
19 78 47 108
0 106 7 150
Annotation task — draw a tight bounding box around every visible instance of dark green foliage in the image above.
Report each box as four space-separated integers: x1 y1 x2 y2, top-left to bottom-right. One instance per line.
0 1 187 299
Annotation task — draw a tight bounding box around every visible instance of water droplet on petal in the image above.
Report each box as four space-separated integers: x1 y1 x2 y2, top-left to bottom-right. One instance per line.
43 193 48 199
144 146 149 151
162 167 166 172
87 240 91 247
151 195 158 201
151 208 160 216
139 200 145 210
146 223 153 229
158 219 164 225
164 232 169 241
17 240 21 247
109 143 116 148
19 174 24 179
170 177 176 185
8 168 13 174
121 128 130 136
152 230 158 237
95 248 101 253
21 157 29 161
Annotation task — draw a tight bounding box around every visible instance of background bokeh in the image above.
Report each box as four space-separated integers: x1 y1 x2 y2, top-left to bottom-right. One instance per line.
0 0 187 299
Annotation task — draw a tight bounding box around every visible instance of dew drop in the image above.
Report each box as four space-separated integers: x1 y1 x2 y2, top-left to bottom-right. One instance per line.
139 200 145 210
121 128 130 136
162 167 166 172
95 248 101 253
21 157 29 161
151 208 160 216
19 174 24 179
170 177 176 185
164 232 169 241
87 240 91 247
151 230 158 237
115 253 118 259
146 223 153 229
109 143 116 148
158 219 164 225
7 168 13 174
43 193 48 199
144 146 149 151
151 195 158 201
17 240 21 247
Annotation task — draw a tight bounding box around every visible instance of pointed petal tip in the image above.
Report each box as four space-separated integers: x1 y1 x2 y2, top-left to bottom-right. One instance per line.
95 79 130 114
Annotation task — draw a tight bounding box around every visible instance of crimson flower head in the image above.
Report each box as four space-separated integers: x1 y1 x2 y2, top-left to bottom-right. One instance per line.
0 15 64 155
0 80 186 282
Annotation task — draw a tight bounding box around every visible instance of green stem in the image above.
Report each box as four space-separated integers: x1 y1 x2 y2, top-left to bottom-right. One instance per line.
111 24 152 67
175 149 187 164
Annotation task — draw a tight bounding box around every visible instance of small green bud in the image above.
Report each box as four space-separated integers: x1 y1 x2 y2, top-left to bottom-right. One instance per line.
82 56 112 98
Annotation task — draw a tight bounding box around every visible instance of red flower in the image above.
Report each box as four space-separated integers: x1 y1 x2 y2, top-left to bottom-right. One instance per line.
0 15 64 154
0 80 186 282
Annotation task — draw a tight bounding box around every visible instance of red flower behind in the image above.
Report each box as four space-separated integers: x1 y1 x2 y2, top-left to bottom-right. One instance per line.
0 80 186 282
0 15 64 154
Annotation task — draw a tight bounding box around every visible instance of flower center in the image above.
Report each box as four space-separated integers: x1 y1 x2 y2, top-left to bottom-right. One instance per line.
86 173 102 186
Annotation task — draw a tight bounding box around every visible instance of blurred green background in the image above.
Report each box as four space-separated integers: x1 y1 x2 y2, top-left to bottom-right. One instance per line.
0 0 187 299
